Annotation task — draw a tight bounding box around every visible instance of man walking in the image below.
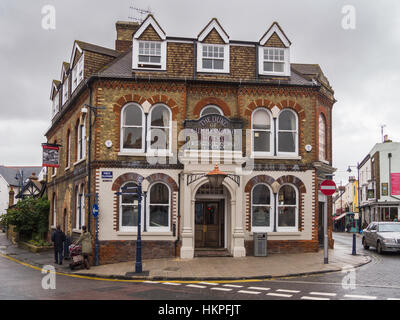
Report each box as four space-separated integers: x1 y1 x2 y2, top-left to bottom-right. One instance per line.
51 225 66 265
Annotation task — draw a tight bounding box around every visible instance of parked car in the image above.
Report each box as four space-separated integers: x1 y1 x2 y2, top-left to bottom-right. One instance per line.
362 222 400 254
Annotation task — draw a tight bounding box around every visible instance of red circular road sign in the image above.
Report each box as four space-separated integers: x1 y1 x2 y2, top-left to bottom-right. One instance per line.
320 180 337 196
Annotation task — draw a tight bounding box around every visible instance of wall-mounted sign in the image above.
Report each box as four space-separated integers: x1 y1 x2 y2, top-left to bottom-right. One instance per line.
367 189 375 199
382 183 388 196
42 143 60 168
391 173 400 195
184 114 243 151
101 171 113 182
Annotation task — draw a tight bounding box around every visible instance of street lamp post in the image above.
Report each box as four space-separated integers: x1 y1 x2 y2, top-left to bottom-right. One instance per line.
115 179 145 275
347 163 361 233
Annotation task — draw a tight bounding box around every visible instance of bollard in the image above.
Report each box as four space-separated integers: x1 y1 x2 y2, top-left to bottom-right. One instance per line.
352 233 356 255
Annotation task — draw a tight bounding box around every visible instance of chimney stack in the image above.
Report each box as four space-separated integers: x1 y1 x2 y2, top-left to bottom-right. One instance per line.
115 21 140 52
30 172 38 180
9 187 15 208
383 135 392 143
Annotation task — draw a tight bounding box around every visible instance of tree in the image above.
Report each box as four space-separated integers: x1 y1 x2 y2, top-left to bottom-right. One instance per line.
0 196 50 240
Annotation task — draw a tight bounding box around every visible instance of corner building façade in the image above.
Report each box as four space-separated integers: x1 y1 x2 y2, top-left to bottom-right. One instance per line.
46 15 336 264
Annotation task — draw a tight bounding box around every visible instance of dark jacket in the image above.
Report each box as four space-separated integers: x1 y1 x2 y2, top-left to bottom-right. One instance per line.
51 229 66 251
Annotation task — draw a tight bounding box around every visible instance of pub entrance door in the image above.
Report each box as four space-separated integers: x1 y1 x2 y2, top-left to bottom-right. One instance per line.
195 200 224 248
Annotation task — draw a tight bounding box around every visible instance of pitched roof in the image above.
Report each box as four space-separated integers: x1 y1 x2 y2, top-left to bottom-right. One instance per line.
0 166 42 187
75 40 120 58
96 47 317 87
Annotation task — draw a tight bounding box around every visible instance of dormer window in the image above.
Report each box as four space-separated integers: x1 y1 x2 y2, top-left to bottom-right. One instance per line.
132 15 167 71
263 48 285 73
71 55 84 93
62 78 69 106
258 22 291 76
52 93 59 118
138 41 162 68
202 45 224 70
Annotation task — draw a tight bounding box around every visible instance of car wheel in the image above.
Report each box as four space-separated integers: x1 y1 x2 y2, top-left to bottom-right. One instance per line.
362 238 369 250
377 241 384 254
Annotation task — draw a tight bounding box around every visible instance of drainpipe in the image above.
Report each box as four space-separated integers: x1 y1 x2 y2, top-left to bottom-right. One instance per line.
86 83 93 233
174 173 182 257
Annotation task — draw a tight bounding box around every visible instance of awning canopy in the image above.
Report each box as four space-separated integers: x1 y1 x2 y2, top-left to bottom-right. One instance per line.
334 213 346 221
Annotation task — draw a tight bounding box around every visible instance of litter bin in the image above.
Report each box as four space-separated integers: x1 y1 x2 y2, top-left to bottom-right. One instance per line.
254 233 267 256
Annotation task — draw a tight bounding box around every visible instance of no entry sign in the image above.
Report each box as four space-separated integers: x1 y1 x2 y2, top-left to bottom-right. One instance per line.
320 180 337 196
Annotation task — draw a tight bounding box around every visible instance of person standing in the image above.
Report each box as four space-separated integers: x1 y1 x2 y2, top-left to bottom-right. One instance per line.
51 225 66 265
75 225 92 269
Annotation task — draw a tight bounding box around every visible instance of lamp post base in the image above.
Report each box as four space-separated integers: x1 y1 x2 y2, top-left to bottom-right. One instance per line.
126 271 149 277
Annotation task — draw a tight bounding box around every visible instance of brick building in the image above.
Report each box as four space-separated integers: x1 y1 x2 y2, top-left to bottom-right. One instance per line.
46 15 335 264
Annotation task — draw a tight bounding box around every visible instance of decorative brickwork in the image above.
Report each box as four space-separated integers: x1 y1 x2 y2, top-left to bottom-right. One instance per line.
146 173 178 192
193 97 232 118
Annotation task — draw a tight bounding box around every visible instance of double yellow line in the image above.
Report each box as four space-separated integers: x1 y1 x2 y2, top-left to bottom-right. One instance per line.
0 252 268 284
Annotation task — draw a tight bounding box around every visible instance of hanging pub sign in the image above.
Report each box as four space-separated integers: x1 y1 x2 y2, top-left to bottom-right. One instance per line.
42 143 60 168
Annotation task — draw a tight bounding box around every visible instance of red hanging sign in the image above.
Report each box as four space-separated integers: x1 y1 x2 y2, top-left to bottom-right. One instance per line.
42 143 60 168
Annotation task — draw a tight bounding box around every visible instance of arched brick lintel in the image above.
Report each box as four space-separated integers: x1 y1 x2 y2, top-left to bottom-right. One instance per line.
244 175 275 192
244 99 305 122
193 97 232 118
146 173 178 192
112 173 145 191
276 175 307 193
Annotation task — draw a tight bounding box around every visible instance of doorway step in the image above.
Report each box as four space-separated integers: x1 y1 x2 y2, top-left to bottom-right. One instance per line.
194 248 232 257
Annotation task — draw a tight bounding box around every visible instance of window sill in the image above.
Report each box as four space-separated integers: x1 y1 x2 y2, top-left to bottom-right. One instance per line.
117 231 173 236
250 231 301 236
73 158 86 166
250 154 301 160
72 229 82 234
65 166 70 171
196 70 230 74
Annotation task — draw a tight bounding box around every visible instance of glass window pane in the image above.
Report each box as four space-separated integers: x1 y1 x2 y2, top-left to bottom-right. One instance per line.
123 127 142 149
253 130 270 152
124 105 142 126
214 59 224 69
278 207 296 227
150 183 169 204
121 183 138 203
278 132 296 153
201 106 222 116
252 206 270 227
149 205 168 227
274 62 284 72
264 62 273 72
279 110 296 130
203 59 212 69
151 106 170 127
150 127 169 150
150 56 161 63
278 185 296 205
252 184 271 204
195 203 203 224
253 109 271 129
122 205 138 227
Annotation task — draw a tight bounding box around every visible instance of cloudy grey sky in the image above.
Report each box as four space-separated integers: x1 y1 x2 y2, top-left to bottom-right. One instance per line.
1 0 399 186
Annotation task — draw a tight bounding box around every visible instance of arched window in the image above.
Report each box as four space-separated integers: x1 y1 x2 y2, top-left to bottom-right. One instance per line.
119 182 138 231
148 183 170 231
52 193 57 228
66 130 71 168
200 105 224 117
77 116 86 161
121 103 144 152
252 108 273 155
277 184 298 231
75 184 85 230
319 113 327 161
277 109 298 155
148 104 171 152
251 184 273 232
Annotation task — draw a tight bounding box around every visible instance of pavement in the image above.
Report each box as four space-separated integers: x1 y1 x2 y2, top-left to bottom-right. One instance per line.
0 231 370 281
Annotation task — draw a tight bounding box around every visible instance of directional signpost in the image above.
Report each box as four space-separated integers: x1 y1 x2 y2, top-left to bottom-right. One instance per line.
320 179 337 264
92 202 99 266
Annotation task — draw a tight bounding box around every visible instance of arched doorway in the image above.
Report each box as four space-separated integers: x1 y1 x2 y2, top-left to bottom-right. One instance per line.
194 183 230 249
